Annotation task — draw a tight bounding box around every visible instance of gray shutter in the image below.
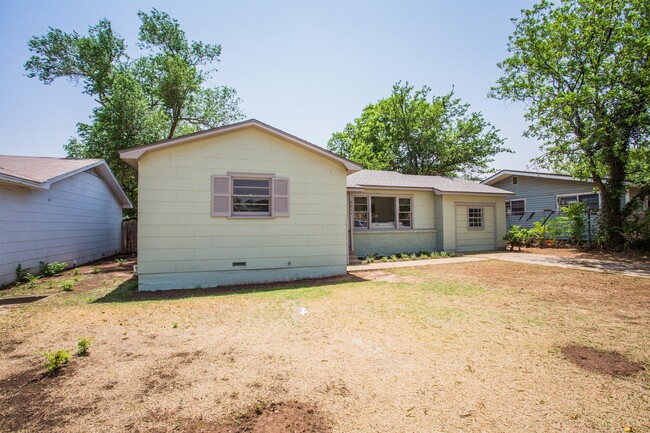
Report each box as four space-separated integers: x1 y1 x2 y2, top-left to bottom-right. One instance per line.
272 177 289 217
212 175 230 216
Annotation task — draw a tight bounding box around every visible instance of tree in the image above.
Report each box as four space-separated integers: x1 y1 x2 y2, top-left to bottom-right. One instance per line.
328 82 509 178
490 0 650 249
25 9 244 215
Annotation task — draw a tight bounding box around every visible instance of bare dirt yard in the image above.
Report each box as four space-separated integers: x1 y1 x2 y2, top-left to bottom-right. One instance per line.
1 256 648 432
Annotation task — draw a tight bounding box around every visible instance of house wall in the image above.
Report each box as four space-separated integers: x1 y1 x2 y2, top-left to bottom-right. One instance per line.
350 188 436 257
0 171 123 285
436 194 507 251
491 175 598 229
136 128 349 291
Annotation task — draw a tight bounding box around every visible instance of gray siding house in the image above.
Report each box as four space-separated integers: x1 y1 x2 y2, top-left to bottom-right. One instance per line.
482 170 647 230
0 156 132 286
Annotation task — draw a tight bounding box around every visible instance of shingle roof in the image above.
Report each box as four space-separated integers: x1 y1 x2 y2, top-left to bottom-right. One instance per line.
0 155 103 184
348 170 514 195
0 155 132 208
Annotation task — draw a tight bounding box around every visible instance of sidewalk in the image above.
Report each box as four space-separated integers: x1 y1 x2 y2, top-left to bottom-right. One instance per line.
347 256 486 272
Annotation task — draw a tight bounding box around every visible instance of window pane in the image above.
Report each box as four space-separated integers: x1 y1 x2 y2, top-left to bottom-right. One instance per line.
232 177 271 215
579 193 599 210
559 196 578 207
468 208 483 228
233 178 269 188
511 200 525 215
371 196 395 228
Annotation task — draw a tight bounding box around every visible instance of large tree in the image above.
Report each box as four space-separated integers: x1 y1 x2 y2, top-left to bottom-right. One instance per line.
328 82 509 178
25 10 244 215
490 0 650 249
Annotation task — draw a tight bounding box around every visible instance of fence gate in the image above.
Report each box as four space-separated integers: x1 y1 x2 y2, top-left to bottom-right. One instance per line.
121 220 137 254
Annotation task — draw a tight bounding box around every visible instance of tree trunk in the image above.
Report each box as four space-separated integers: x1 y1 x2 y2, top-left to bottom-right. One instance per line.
598 188 626 250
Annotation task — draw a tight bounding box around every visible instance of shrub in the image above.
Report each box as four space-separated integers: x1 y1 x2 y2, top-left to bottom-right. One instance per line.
390 255 398 262
623 212 650 249
439 251 449 258
39 349 70 373
39 261 68 277
504 225 530 251
15 264 33 283
73 268 80 276
380 256 388 262
115 258 126 266
399 253 410 260
91 265 100 274
419 252 430 259
560 202 587 244
76 337 92 356
62 281 74 292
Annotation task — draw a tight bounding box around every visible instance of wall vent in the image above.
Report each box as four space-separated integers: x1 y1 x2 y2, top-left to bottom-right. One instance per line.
232 262 246 267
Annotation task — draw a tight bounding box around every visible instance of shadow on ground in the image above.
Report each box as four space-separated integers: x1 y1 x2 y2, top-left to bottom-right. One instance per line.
94 273 369 304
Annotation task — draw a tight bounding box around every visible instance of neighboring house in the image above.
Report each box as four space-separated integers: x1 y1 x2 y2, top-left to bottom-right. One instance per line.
481 169 648 230
120 119 513 291
0 156 132 286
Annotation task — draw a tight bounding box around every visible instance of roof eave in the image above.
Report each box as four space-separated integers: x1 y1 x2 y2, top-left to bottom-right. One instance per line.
432 188 515 196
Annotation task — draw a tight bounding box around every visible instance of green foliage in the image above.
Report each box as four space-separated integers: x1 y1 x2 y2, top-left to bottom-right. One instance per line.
91 265 100 274
491 0 650 249
25 9 244 216
328 82 510 178
504 225 530 251
62 281 74 292
622 212 650 250
15 264 33 283
76 337 92 356
39 349 70 373
39 261 68 277
115 258 126 267
560 202 587 244
172 322 178 329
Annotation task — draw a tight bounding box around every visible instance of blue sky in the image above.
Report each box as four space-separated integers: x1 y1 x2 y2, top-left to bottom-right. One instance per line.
0 0 539 171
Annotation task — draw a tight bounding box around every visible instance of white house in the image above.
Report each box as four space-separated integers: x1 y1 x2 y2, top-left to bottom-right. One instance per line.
121 119 513 291
0 156 132 285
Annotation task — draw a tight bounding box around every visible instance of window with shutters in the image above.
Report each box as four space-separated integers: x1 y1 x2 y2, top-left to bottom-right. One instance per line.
211 174 289 218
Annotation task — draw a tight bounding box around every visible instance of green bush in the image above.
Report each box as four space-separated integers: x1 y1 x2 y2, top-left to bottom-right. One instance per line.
623 212 650 249
560 202 587 244
39 349 70 373
15 264 33 283
115 258 126 266
91 265 100 274
504 225 530 251
39 261 68 277
62 281 74 292
76 337 92 356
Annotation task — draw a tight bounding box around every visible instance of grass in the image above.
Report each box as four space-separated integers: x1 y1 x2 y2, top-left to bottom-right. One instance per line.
0 257 648 433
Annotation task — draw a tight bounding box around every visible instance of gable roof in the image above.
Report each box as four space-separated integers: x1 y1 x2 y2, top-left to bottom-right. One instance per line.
0 155 132 208
481 169 594 186
348 170 514 195
119 119 364 172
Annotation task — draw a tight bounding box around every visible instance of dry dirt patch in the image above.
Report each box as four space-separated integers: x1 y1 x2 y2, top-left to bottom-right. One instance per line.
561 345 645 376
353 269 424 284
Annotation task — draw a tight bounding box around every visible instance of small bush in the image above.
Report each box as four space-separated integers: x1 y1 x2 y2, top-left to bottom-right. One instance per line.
39 349 70 373
504 225 530 251
399 253 409 260
389 255 398 262
39 261 68 277
62 281 74 291
76 337 92 356
439 251 449 258
15 264 33 283
172 322 178 329
419 253 430 259
91 265 100 274
73 268 80 276
363 256 375 264
380 256 388 262
115 258 126 266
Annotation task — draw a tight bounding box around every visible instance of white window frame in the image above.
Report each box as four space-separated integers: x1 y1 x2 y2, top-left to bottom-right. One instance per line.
467 207 485 231
352 194 414 230
556 191 600 211
505 198 526 216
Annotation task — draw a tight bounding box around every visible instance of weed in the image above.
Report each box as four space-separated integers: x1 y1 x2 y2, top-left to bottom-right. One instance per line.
39 349 70 373
62 281 74 291
73 268 80 276
115 258 126 267
15 264 33 283
399 253 410 260
76 337 92 356
172 322 178 329
390 255 398 262
91 265 100 274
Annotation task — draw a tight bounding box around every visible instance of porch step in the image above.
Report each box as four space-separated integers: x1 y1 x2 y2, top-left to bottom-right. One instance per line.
348 253 363 265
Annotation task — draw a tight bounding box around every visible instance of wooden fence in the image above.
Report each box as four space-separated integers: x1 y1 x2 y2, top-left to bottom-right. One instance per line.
122 220 137 254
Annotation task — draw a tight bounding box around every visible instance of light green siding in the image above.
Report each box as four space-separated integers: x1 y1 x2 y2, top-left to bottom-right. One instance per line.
353 229 437 258
435 195 506 252
137 128 349 291
350 188 437 257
